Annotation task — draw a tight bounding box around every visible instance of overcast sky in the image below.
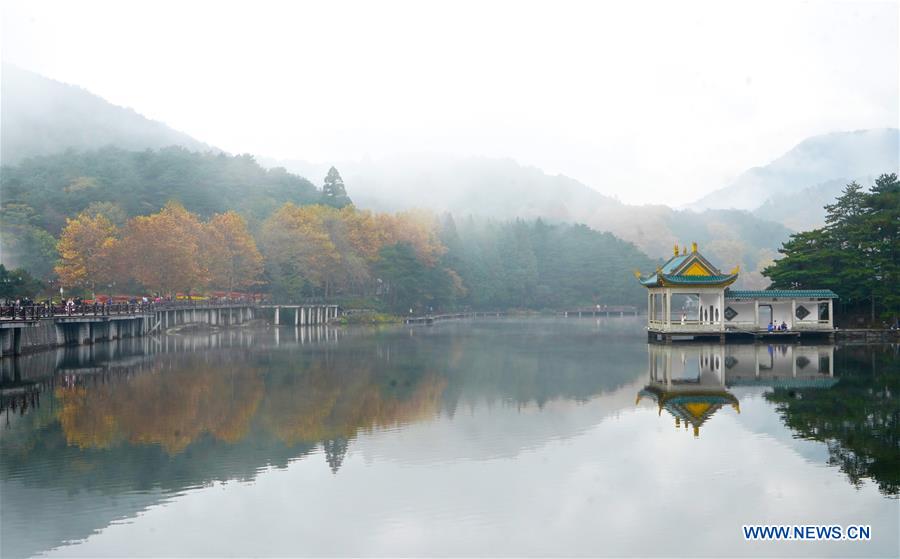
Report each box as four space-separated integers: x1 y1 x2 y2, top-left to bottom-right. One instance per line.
2 0 897 205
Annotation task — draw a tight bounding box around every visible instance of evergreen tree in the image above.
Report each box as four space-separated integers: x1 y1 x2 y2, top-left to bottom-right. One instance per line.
322 166 352 208
763 174 900 323
0 264 45 301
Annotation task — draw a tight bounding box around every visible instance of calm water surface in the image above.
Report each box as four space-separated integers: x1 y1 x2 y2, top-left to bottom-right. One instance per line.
1 318 897 557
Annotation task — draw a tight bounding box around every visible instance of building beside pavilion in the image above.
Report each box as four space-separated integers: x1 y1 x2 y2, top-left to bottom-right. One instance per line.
634 242 838 342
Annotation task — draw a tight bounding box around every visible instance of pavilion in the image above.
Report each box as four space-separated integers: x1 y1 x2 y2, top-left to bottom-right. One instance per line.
634 242 838 342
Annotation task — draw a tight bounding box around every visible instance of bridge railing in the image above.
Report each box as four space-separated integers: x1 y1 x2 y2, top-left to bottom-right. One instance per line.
0 303 154 320
0 300 318 321
152 300 261 310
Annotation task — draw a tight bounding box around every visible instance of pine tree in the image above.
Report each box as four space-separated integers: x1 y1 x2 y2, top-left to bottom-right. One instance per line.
322 167 352 208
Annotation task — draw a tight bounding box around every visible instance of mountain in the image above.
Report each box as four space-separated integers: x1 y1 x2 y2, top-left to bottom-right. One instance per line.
267 154 792 288
694 128 899 213
751 178 850 231
0 64 215 164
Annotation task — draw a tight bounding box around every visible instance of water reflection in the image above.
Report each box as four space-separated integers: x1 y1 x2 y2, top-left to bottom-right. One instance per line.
764 345 900 497
637 342 899 497
1 320 650 558
639 344 837 437
0 321 897 558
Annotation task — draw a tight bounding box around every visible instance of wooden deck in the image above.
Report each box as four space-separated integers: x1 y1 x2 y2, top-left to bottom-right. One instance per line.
648 326 833 343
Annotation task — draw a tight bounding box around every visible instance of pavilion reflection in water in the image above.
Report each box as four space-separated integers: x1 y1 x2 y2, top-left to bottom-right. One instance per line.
638 344 837 437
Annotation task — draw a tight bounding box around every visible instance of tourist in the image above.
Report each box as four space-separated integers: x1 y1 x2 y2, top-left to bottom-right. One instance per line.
780 321 788 331
767 322 774 332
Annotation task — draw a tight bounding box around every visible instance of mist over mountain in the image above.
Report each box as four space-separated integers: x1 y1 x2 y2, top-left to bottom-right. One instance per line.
0 65 214 165
260 154 624 221
695 128 899 213
2 65 887 290
267 154 792 288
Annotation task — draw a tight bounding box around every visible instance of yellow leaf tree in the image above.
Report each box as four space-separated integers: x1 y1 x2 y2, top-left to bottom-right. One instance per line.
260 204 340 298
55 211 120 295
202 211 264 292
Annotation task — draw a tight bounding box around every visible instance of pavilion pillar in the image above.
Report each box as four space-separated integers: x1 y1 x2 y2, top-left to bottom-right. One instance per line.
665 289 671 329
791 300 796 329
647 291 652 327
718 293 724 331
665 349 672 387
295 307 299 326
274 306 280 326
754 300 759 330
827 299 833 329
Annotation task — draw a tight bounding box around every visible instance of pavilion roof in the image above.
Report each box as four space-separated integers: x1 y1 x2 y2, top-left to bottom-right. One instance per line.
635 242 738 288
637 386 740 437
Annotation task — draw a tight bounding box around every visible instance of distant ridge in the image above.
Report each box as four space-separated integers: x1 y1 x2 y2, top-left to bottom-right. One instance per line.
0 64 216 164
694 128 899 212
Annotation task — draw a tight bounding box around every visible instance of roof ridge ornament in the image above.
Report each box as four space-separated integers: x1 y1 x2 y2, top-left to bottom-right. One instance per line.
691 241 698 253
673 243 679 256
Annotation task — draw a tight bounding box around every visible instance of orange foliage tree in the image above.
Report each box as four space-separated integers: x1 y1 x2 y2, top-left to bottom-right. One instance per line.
116 202 206 296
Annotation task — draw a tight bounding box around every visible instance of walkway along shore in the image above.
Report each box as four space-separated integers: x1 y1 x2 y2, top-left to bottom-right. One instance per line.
0 302 339 358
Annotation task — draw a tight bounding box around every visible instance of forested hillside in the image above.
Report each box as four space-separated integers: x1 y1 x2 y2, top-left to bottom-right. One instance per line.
1 147 323 233
1 146 652 310
0 147 326 277
446 218 654 309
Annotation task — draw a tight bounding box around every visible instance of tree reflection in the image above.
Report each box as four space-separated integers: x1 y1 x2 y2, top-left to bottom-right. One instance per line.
765 346 900 497
56 360 265 454
44 348 447 468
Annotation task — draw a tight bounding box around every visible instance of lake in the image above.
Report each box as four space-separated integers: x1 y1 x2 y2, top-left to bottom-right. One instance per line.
1 318 897 557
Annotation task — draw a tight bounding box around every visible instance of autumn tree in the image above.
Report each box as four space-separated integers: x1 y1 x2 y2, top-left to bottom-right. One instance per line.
260 203 340 300
117 202 205 296
202 211 264 292
383 210 447 266
55 210 120 294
